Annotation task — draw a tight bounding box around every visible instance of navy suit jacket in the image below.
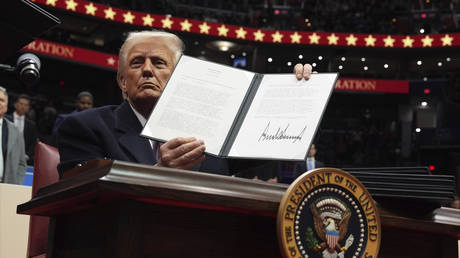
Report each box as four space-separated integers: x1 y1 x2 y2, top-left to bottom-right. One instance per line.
57 101 229 177
294 159 324 178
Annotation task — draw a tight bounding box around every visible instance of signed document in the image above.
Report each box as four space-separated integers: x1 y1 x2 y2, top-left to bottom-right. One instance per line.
141 55 338 161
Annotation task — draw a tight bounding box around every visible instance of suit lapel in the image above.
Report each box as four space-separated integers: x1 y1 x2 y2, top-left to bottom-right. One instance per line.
114 101 156 165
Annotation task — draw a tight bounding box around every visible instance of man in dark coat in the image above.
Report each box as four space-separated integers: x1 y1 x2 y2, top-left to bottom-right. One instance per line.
57 30 313 178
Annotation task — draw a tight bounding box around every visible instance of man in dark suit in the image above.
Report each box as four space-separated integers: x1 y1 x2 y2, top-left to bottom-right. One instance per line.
52 91 94 134
0 87 27 184
295 144 324 177
6 94 39 165
57 30 313 178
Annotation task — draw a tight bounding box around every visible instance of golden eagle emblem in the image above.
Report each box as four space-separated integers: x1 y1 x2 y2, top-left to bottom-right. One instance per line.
309 197 355 257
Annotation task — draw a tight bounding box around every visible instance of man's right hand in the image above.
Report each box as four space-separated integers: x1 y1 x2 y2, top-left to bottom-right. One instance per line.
155 137 206 170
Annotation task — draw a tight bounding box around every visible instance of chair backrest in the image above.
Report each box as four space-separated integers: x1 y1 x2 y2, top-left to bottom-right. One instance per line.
27 141 60 258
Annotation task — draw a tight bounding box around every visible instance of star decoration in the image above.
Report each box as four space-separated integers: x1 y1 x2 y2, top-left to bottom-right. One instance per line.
235 27 247 39
402 36 414 48
161 17 173 29
441 34 453 46
290 32 302 43
46 0 57 7
123 11 135 24
65 0 78 11
327 33 339 45
383 35 395 47
217 25 229 37
104 7 116 20
421 35 434 47
364 35 376 47
142 14 154 26
253 30 265 41
107 57 116 66
85 3 97 16
180 19 192 32
272 31 283 43
199 22 210 34
345 34 357 46
309 33 320 44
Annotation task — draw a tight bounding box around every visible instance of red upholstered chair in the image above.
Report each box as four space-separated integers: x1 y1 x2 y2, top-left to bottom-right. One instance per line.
26 142 60 258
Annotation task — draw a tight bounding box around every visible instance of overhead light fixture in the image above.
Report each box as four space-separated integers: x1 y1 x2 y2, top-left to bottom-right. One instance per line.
437 62 442 67
287 61 292 66
341 57 346 62
361 57 366 62
421 101 428 107
230 54 235 59
338 65 343 70
268 57 273 62
417 60 422 66
318 56 323 60
298 54 303 59
364 66 368 71
446 57 451 62
384 64 389 69
206 40 240 52
416 128 421 133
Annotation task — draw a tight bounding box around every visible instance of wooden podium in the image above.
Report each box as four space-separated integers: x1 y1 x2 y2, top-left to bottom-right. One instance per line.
17 160 460 258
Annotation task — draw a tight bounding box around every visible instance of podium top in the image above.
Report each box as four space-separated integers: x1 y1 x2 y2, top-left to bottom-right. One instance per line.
17 160 287 216
17 160 460 236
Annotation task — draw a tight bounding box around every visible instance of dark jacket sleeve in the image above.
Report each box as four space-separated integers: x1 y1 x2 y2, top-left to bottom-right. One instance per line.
56 114 107 177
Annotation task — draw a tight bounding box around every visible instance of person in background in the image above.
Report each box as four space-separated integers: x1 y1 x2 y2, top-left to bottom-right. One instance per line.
52 91 94 133
6 94 39 165
0 87 27 184
295 143 324 177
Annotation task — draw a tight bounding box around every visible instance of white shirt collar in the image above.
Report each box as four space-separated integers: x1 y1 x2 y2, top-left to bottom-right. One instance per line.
128 102 147 127
13 112 25 120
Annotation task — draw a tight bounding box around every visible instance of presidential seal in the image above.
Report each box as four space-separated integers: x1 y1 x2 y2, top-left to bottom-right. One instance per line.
277 168 380 258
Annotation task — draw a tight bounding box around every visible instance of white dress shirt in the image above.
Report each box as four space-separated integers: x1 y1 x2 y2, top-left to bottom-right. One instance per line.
13 112 25 133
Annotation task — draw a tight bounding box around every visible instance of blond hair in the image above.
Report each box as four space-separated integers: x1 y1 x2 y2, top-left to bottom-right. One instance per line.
117 30 184 87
